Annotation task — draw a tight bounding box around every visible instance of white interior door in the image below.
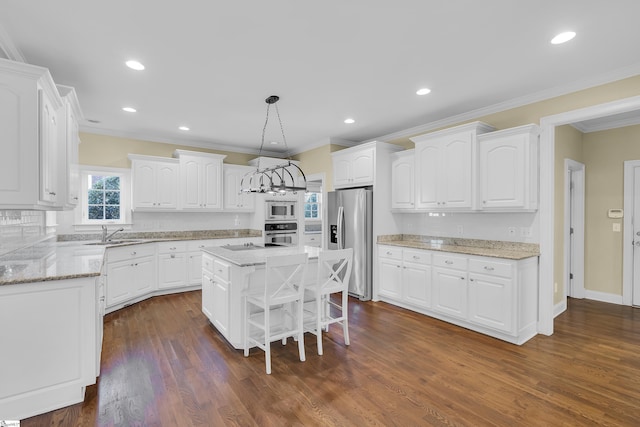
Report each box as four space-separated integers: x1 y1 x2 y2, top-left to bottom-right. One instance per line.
633 166 640 306
564 159 585 299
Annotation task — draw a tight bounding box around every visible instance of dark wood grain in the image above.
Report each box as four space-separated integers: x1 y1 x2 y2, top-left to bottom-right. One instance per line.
21 293 640 426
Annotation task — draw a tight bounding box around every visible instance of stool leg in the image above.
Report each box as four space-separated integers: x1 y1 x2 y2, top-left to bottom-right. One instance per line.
316 293 324 355
342 291 350 346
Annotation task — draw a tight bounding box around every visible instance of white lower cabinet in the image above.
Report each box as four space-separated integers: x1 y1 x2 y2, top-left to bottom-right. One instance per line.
378 246 431 309
105 244 156 307
202 253 231 339
377 244 538 345
157 241 188 290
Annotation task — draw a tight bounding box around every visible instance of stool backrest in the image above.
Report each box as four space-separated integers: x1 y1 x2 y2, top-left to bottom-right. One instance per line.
316 248 353 295
264 253 309 305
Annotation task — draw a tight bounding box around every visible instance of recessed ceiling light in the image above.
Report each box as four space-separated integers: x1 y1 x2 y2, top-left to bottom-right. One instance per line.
122 107 137 113
344 118 355 124
125 60 145 71
416 88 431 96
551 31 576 45
178 126 190 131
270 141 279 145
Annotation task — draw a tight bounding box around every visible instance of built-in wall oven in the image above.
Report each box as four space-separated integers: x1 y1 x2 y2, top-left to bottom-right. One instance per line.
264 222 298 247
265 201 297 221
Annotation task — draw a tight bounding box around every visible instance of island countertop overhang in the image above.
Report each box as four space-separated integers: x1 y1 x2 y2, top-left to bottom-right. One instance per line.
201 245 321 267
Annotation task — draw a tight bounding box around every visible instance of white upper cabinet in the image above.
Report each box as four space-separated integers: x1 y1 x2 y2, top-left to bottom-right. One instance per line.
332 146 375 188
129 155 180 210
391 150 415 210
174 150 226 210
0 59 65 209
57 85 83 209
411 122 494 210
476 124 539 211
223 164 255 211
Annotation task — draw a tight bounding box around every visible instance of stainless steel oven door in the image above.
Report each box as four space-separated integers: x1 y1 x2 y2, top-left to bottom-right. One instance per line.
264 231 298 247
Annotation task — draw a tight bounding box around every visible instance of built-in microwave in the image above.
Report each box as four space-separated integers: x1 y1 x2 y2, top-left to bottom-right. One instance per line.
265 201 297 221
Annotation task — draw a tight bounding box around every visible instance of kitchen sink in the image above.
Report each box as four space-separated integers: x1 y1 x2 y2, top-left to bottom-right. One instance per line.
84 239 142 246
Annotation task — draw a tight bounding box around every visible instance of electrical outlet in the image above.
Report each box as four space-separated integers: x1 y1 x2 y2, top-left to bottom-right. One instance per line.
456 225 464 236
613 223 621 232
507 227 516 236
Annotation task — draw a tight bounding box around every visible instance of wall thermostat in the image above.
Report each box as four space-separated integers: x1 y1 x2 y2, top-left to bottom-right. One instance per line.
608 209 623 219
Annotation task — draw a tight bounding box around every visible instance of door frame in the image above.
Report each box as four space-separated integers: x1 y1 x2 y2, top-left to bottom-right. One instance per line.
622 160 640 306
539 94 640 335
564 159 585 300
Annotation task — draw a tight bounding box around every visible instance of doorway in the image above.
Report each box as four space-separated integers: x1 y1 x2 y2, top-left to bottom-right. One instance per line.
564 160 585 300
623 160 640 306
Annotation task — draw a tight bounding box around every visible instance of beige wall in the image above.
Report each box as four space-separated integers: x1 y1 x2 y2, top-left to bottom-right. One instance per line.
293 144 347 192
553 125 584 304
78 133 256 168
583 125 640 295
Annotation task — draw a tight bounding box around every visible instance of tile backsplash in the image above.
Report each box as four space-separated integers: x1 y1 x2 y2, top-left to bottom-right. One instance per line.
0 210 47 256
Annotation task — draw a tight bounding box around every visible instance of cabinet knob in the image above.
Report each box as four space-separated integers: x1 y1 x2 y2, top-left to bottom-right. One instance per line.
483 266 494 271
170 247 176 250
460 277 465 280
386 251 392 255
49 191 56 196
470 278 474 282
73 197 79 200
171 254 176 259
413 256 420 260
131 251 137 255
445 260 453 265
483 201 487 204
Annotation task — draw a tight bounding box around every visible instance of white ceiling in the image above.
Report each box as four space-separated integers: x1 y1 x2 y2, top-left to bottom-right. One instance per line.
2 1 640 156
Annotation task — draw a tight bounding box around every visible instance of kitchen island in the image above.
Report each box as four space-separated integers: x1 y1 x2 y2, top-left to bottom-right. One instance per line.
201 245 321 349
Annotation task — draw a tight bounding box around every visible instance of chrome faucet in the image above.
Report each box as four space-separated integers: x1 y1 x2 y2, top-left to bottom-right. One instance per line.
101 225 124 242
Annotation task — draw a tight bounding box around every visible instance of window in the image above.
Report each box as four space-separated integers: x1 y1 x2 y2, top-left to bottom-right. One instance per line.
77 167 130 225
88 175 121 220
304 191 321 220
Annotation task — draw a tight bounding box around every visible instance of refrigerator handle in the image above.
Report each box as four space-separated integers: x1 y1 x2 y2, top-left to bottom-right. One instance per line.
337 206 344 249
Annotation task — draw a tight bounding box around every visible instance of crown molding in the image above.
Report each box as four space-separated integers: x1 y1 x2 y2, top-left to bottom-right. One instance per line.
0 24 26 62
286 137 359 156
367 62 640 143
571 115 640 133
78 125 284 158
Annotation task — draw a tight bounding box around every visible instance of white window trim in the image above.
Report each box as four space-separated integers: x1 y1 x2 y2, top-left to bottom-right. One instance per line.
74 166 132 231
304 192 322 221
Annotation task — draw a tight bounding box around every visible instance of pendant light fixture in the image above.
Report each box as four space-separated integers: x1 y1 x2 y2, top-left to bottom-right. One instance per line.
240 95 307 194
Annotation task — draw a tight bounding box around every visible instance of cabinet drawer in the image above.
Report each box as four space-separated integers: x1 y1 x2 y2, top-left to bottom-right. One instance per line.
378 245 402 260
107 243 155 263
403 249 431 265
202 253 214 273
187 239 218 251
213 259 230 281
157 241 187 254
468 258 513 278
433 254 467 270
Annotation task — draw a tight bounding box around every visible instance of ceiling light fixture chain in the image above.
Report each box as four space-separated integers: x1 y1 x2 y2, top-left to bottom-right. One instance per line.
240 95 307 195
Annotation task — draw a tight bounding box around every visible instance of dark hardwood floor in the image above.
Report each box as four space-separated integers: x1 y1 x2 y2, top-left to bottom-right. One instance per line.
22 292 640 426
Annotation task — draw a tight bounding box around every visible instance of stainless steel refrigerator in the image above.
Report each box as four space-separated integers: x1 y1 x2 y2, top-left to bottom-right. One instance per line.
327 187 373 300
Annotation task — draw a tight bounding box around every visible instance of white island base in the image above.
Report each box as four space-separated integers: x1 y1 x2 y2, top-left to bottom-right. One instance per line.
201 245 320 349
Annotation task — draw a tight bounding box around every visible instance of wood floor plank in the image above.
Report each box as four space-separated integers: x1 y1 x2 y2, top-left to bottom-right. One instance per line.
19 293 640 426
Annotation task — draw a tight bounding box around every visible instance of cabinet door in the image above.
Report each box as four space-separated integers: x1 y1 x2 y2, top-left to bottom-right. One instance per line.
378 257 402 299
202 272 215 320
351 148 375 185
202 157 222 209
157 253 187 289
132 161 157 209
66 104 80 206
39 89 58 204
432 267 467 320
468 274 514 333
156 162 179 209
187 251 203 285
106 260 134 306
181 157 203 209
441 133 472 208
479 136 525 209
404 262 431 309
391 155 414 209
415 142 441 209
212 278 229 336
224 165 255 210
333 155 353 187
134 256 156 296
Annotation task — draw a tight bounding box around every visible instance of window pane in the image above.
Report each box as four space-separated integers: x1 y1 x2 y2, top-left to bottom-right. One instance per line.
88 206 104 220
105 191 120 205
105 176 120 190
91 176 106 190
105 206 121 220
88 190 104 204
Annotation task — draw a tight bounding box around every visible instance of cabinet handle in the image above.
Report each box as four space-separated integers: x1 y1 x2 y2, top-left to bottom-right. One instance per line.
386 251 392 255
483 266 495 271
413 255 420 260
460 277 465 280
131 251 137 255
445 260 453 265
49 191 56 196
170 247 176 250
73 197 79 200
470 278 474 282
171 254 176 259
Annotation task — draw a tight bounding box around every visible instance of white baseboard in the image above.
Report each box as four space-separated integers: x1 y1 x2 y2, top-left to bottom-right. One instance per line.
553 300 567 318
584 289 624 305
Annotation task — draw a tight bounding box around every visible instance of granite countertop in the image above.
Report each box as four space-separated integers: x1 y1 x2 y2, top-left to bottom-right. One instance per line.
0 229 263 286
377 235 539 260
202 245 321 267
